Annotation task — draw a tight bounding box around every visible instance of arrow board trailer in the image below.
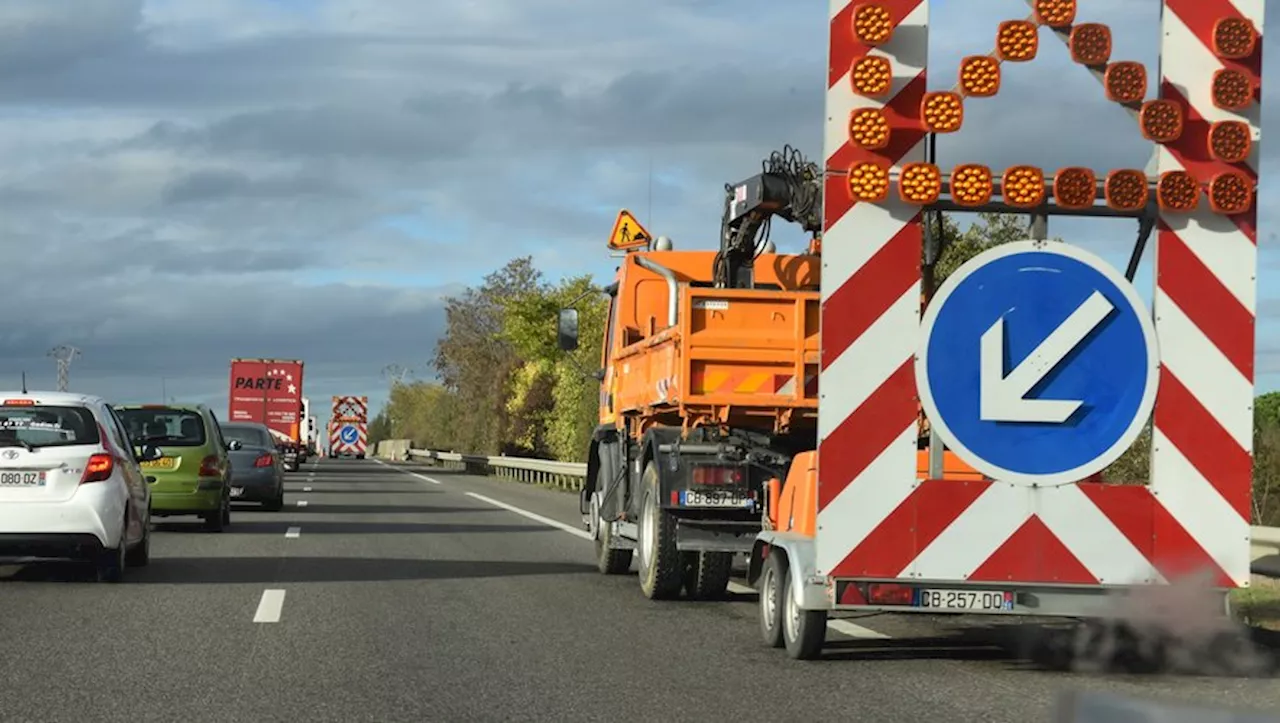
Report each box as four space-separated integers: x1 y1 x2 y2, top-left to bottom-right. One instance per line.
748 0 1261 660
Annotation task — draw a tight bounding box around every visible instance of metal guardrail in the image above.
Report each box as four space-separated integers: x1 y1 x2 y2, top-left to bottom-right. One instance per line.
405 447 1280 571
407 449 586 491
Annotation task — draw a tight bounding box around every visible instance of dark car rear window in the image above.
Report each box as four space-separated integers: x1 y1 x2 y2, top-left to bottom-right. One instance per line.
0 405 101 448
220 424 272 449
118 408 207 447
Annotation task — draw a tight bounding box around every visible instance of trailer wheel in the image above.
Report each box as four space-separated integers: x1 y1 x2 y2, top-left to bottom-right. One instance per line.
781 564 826 660
637 461 682 600
592 468 632 575
758 551 787 648
683 551 733 600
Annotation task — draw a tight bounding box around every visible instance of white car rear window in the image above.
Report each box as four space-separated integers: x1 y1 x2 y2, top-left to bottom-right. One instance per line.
0 404 100 448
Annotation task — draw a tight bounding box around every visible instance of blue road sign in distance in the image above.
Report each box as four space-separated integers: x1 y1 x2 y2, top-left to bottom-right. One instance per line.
916 240 1159 487
339 424 359 445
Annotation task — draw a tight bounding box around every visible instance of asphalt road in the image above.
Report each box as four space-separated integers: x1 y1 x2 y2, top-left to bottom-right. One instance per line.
1 458 1279 722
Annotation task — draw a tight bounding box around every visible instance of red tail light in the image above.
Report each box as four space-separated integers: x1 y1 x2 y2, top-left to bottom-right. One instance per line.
198 455 221 477
691 466 744 486
81 454 114 484
254 453 274 468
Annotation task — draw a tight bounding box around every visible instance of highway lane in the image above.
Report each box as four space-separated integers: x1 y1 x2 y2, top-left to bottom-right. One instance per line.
0 458 1274 722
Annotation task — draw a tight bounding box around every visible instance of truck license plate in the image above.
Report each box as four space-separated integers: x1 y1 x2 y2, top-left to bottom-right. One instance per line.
680 489 748 507
918 589 1013 611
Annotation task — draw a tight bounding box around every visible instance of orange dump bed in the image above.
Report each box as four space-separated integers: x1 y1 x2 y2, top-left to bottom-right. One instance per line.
606 251 819 427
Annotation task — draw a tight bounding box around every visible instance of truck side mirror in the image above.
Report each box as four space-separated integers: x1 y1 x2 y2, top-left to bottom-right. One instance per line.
557 308 580 352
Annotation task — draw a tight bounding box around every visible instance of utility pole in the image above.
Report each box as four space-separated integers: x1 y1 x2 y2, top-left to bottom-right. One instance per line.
381 364 412 390
47 345 80 392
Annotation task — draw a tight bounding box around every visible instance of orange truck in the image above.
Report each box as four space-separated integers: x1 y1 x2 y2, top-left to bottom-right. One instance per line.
556 149 979 603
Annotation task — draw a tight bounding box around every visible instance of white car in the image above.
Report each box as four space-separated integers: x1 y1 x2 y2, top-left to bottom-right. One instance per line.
0 391 157 581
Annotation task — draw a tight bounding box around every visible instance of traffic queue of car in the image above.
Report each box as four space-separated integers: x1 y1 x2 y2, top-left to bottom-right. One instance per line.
0 389 301 582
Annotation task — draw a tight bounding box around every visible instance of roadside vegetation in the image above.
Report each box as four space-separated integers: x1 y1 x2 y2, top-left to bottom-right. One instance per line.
368 213 1280 525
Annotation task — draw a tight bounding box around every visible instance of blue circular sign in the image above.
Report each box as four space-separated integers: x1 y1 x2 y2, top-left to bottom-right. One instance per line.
339 424 359 444
916 240 1159 486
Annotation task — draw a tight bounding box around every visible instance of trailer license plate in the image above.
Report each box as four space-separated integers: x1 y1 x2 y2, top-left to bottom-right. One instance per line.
680 490 748 507
918 589 1012 611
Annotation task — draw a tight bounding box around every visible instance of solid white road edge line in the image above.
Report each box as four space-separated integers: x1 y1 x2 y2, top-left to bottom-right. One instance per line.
285 526 301 539
374 458 442 484
390 461 889 639
254 589 286 623
464 491 593 540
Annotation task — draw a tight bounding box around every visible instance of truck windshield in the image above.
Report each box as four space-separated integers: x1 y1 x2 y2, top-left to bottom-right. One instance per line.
118 408 206 447
0 405 100 448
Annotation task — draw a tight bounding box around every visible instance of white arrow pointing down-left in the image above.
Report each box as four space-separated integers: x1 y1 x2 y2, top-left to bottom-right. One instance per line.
979 290 1115 424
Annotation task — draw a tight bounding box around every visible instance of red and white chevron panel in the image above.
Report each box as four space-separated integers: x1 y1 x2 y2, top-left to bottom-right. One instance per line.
816 0 929 578
817 0 1261 589
331 395 369 422
1145 0 1263 587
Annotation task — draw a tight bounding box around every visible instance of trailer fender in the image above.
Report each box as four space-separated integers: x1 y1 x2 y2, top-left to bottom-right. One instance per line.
750 531 827 612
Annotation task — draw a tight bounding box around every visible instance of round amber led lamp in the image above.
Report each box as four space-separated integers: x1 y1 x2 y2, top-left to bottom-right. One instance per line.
1139 99 1184 143
851 56 893 98
898 162 942 205
959 55 1001 98
1104 61 1147 104
1104 170 1149 211
847 162 890 202
1212 69 1254 110
1068 23 1111 65
1208 172 1253 215
849 108 891 150
1157 171 1200 212
921 91 964 133
1212 17 1258 60
1053 167 1097 210
950 164 994 207
1001 166 1046 208
852 4 894 46
1208 120 1252 164
1034 0 1076 28
996 20 1039 62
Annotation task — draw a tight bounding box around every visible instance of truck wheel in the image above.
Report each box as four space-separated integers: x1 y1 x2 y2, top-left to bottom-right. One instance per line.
637 461 682 600
683 551 733 600
781 566 827 660
759 551 787 648
592 475 632 575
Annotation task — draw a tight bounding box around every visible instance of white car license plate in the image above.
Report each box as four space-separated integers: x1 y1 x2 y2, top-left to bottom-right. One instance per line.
680 489 748 507
918 589 1012 611
230 487 243 498
0 471 45 486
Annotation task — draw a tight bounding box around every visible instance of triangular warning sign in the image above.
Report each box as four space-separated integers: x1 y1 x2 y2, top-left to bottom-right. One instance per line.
607 209 651 251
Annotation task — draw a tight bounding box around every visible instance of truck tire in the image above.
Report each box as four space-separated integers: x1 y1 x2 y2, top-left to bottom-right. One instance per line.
637 461 682 600
758 551 787 648
781 564 826 660
683 551 733 600
592 467 632 575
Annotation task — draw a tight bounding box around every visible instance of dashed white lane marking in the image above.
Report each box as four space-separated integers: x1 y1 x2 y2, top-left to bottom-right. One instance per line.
297 500 308 507
285 527 301 539
303 486 312 492
253 590 286 623
391 462 889 639
463 491 592 540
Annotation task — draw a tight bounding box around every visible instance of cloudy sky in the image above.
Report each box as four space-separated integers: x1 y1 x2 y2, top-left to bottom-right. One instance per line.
0 0 1276 433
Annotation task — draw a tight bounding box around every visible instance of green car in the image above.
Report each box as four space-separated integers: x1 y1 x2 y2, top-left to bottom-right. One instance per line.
116 403 236 532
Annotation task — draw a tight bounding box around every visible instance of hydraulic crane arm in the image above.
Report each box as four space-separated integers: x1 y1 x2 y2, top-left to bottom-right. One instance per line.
714 145 822 289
